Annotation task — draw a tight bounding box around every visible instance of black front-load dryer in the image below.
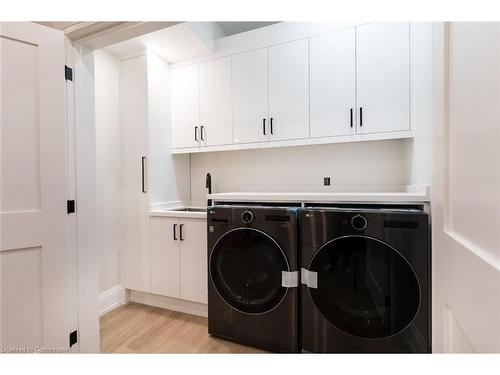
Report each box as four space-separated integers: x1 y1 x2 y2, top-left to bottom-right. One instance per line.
301 207 431 353
207 205 299 353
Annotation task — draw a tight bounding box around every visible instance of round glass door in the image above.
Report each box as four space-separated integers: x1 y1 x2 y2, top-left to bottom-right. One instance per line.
210 228 289 314
308 236 420 339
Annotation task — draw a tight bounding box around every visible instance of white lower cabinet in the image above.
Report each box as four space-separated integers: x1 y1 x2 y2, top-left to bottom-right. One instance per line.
179 219 208 304
150 216 208 304
151 217 181 298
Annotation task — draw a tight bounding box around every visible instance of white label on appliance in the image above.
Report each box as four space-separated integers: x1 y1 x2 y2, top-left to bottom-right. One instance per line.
301 268 317 289
281 271 299 288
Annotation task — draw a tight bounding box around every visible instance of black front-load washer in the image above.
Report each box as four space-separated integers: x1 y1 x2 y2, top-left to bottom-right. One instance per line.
207 205 299 353
301 207 431 353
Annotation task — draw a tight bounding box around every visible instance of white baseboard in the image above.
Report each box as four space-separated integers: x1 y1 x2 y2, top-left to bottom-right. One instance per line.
128 289 208 317
99 284 126 316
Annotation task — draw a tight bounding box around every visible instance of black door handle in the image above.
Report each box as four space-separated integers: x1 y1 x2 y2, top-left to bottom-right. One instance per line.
141 157 147 193
359 107 363 127
270 117 273 135
200 126 205 141
263 118 266 135
194 126 199 141
350 108 353 128
173 223 177 241
179 224 184 241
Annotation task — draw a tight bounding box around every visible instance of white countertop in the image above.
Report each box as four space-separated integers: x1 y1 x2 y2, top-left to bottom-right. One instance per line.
149 207 207 219
207 187 430 204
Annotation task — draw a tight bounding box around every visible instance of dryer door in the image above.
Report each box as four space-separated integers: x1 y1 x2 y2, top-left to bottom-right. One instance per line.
307 235 420 339
210 228 289 314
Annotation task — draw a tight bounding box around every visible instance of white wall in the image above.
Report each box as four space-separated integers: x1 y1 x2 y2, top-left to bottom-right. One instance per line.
94 49 122 293
407 22 433 185
190 139 411 205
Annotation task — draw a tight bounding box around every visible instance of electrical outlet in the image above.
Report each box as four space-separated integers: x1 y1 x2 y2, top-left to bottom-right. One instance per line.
324 177 331 186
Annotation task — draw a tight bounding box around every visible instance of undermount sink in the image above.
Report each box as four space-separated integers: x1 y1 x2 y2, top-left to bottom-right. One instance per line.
170 207 206 213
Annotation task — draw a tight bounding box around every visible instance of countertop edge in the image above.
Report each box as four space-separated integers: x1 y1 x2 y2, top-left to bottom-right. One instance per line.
206 191 430 204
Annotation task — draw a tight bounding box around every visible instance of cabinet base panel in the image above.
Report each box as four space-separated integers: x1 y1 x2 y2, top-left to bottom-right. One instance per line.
128 289 208 317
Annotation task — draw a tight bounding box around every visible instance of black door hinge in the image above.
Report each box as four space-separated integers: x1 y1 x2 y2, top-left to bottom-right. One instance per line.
69 330 78 347
65 65 73 81
67 200 76 214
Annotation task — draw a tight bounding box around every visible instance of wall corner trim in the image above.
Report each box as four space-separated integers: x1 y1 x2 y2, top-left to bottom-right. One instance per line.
98 284 126 316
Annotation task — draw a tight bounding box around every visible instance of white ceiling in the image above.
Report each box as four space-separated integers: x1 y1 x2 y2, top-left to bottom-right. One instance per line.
105 23 211 62
217 22 279 36
104 21 280 62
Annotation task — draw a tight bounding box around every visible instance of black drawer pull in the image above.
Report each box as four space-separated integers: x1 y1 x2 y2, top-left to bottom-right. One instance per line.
350 108 353 128
141 157 147 193
173 223 177 240
179 224 184 241
194 126 199 141
263 118 266 135
359 107 363 127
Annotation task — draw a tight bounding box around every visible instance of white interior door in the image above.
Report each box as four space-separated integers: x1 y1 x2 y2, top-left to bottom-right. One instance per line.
268 38 310 141
0 22 71 349
171 64 200 149
232 48 269 144
356 22 410 134
432 22 500 353
151 217 180 299
179 219 207 304
310 28 356 138
199 56 232 146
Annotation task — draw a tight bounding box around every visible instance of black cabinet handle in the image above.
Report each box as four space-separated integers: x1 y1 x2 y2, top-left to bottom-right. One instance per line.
141 157 147 193
194 126 199 141
359 107 363 127
179 224 184 241
263 118 266 135
350 108 353 128
200 126 205 141
270 117 273 135
173 223 177 241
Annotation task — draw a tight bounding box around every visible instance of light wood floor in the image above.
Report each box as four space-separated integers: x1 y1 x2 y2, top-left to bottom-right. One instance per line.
100 302 267 353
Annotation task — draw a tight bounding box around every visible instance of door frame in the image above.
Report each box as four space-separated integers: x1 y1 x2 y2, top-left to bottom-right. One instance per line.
65 39 100 353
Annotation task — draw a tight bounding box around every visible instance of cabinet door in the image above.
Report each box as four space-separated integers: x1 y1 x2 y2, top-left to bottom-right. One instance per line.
356 23 410 134
310 28 356 138
179 219 208 304
268 38 309 141
122 55 151 292
171 64 200 148
151 217 181 298
232 48 269 144
199 56 232 146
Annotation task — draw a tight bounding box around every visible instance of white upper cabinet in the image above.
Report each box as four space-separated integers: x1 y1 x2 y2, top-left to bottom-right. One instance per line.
170 22 415 153
310 28 356 138
268 39 310 141
232 48 269 144
171 64 200 148
356 23 410 134
199 56 233 146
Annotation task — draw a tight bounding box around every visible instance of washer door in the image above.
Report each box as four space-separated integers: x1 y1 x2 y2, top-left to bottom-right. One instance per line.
210 228 289 314
308 236 420 339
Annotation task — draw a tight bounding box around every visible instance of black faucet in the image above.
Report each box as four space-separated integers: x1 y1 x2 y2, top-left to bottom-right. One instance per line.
206 173 212 207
